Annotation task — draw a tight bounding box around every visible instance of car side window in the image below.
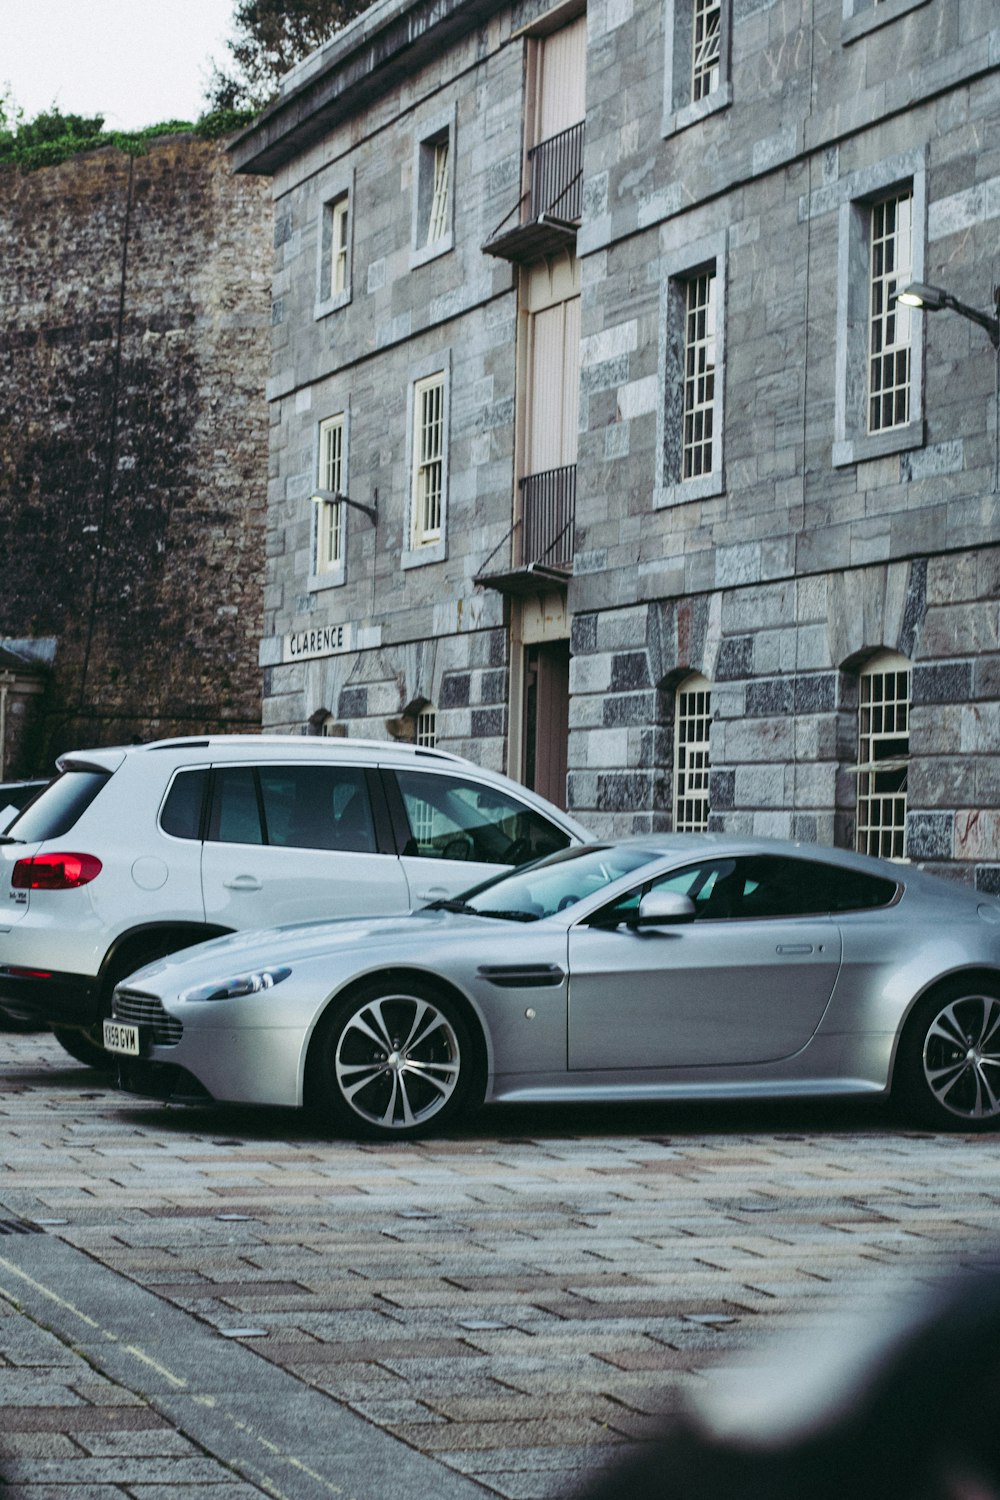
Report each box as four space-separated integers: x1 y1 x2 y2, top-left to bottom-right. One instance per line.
160 769 208 840
393 769 571 867
258 765 377 854
208 767 264 845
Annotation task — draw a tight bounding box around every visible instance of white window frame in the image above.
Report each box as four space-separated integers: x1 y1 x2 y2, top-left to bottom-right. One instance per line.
656 231 727 508
833 151 926 468
867 187 913 436
410 106 455 270
663 0 732 139
315 169 353 319
403 355 450 569
673 673 712 833
855 651 911 861
414 706 437 748
310 410 348 590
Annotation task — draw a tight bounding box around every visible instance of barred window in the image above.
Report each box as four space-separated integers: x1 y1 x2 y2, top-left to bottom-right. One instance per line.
415 707 437 748
427 140 450 246
673 674 712 832
856 652 910 860
691 0 721 101
868 189 913 433
316 415 345 572
412 374 444 547
683 271 716 480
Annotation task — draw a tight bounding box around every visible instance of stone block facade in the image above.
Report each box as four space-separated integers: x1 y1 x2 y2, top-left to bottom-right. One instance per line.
235 0 1000 881
0 135 271 774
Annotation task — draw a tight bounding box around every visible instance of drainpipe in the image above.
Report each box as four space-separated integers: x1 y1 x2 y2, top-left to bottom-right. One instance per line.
0 673 9 780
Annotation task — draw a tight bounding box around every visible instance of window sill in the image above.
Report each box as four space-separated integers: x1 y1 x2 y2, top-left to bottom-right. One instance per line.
662 83 732 141
402 539 446 570
308 568 346 592
655 469 725 508
841 0 931 46
314 287 351 321
409 235 453 272
832 419 924 468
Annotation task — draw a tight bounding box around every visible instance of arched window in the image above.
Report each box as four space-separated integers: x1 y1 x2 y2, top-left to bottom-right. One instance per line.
673 673 712 832
856 651 910 859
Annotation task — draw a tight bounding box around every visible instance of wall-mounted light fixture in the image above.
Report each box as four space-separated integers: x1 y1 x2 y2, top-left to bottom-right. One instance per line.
894 281 1000 350
310 488 378 524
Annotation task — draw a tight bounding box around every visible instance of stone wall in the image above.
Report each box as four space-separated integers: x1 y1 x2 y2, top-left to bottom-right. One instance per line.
0 134 271 775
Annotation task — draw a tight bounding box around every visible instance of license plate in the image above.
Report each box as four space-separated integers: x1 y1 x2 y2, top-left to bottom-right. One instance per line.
103 1020 140 1056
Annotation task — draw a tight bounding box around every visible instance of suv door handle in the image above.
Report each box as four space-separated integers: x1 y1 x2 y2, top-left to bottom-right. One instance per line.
223 875 263 891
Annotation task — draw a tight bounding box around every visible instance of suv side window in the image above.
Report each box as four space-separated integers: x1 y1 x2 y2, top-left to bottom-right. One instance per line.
209 767 264 845
393 769 571 867
160 769 209 840
258 765 376 853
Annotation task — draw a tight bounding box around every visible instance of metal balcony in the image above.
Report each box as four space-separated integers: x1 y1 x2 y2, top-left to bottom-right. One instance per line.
520 465 575 569
483 122 584 263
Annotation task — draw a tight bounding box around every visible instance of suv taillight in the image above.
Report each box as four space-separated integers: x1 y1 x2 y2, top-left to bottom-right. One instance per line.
11 853 103 890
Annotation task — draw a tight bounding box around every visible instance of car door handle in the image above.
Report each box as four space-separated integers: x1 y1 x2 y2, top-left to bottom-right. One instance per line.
223 875 263 891
776 943 814 955
415 886 449 901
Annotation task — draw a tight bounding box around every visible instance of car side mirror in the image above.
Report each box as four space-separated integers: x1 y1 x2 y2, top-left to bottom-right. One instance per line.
633 891 696 926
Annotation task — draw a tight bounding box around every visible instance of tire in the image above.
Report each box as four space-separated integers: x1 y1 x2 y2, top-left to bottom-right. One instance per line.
52 1025 116 1071
310 978 476 1140
895 982 1000 1130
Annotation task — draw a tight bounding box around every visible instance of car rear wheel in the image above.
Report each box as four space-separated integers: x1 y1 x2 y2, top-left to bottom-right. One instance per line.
896 982 1000 1130
310 979 475 1139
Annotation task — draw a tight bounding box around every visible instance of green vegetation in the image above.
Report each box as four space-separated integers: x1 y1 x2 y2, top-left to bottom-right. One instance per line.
208 0 371 111
0 92 258 172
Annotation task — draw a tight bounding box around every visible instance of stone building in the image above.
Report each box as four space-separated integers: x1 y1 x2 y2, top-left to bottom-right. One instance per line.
0 134 271 775
232 0 1000 884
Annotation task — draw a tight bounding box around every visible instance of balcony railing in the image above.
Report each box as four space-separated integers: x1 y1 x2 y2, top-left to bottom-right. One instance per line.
483 121 584 262
520 465 576 569
527 121 584 223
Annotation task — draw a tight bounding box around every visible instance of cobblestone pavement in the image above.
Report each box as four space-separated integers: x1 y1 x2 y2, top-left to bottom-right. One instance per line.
2 1029 1000 1498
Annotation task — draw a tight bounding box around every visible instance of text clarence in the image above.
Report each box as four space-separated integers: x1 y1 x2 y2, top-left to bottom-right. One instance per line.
283 622 354 663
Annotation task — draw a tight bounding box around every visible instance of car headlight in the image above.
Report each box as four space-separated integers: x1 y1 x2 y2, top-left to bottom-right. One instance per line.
180 967 292 1003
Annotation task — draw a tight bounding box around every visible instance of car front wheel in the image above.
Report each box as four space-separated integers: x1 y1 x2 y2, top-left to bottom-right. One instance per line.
897 983 1000 1130
311 979 475 1139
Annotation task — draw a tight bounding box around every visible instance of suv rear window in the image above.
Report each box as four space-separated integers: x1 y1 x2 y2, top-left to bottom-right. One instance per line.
4 770 110 842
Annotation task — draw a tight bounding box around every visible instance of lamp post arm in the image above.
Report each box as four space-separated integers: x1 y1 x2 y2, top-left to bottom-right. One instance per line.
311 489 378 524
942 293 1000 350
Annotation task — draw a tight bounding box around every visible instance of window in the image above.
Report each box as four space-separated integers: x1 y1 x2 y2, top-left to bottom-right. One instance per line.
663 0 731 137
682 272 716 479
315 415 345 578
657 233 727 507
673 674 711 832
403 361 449 568
841 0 931 46
868 189 912 433
691 0 721 101
411 108 455 267
330 196 349 297
316 172 353 317
414 707 437 748
833 153 926 467
207 765 377 854
590 854 897 926
394 769 572 867
856 652 910 860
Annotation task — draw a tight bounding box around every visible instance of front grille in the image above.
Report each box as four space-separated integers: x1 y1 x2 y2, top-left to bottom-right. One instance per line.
113 988 183 1045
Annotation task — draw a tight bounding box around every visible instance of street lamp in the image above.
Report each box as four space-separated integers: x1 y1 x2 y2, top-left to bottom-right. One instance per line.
894 281 1000 350
309 489 378 524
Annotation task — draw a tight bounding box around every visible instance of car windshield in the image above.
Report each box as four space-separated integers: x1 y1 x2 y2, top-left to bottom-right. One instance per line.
453 844 659 921
2 769 109 843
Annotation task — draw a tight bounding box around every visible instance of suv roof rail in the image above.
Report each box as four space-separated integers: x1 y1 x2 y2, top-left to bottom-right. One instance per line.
134 733 465 764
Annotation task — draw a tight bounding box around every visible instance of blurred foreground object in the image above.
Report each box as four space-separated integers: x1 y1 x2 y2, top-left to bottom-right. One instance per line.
576 1264 1000 1500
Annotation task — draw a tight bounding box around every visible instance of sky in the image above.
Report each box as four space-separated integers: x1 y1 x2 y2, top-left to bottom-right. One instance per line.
1 0 237 131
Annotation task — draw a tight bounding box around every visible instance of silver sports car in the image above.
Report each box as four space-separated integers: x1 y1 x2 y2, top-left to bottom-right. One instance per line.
106 836 1000 1137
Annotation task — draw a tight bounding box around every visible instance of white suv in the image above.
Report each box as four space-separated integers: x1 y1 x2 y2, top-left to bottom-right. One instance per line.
0 735 590 1066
